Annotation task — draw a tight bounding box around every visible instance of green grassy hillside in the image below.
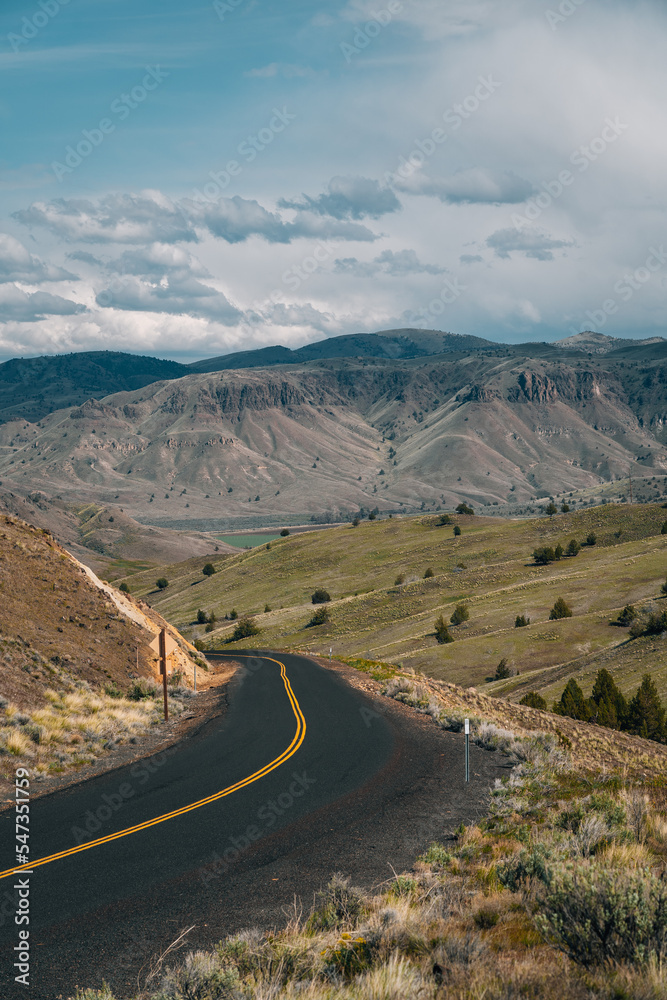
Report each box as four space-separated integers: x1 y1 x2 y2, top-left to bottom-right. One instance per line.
127 503 667 702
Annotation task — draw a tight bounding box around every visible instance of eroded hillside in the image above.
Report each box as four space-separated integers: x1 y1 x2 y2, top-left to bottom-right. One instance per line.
0 349 664 529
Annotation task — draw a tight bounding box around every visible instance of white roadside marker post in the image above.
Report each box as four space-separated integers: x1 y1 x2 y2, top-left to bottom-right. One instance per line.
329 647 332 662
464 718 470 783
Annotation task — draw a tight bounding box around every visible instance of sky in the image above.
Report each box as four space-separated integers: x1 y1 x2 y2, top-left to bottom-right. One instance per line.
0 0 666 362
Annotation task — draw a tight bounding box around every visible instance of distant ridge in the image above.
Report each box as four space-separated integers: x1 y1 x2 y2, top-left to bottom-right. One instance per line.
554 330 666 354
187 329 495 373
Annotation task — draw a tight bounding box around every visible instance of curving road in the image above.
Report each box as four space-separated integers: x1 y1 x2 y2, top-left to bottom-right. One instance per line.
0 652 508 998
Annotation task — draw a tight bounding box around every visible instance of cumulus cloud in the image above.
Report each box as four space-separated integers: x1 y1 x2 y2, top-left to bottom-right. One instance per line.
0 284 86 321
109 244 210 278
0 233 76 283
14 192 196 245
95 274 241 324
15 191 379 249
396 169 534 205
279 176 401 220
486 227 576 261
335 248 445 276
190 196 378 243
460 254 484 265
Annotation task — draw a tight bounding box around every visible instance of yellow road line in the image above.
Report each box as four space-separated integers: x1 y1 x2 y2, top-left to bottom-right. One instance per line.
0 655 305 880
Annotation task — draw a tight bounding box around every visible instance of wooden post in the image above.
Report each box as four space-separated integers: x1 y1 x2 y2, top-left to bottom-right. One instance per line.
159 628 168 722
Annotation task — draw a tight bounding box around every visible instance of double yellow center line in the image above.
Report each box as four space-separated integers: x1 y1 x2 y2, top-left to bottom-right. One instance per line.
0 656 305 880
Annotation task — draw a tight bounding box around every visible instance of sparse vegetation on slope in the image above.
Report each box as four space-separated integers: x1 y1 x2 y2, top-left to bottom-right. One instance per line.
132 503 667 703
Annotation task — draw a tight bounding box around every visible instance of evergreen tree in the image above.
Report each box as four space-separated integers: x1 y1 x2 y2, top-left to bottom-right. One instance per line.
550 597 573 620
553 678 591 721
434 615 454 644
566 538 581 557
590 668 627 730
627 674 666 742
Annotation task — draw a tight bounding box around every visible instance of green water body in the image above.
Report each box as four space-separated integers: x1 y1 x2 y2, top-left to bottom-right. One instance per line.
217 533 281 548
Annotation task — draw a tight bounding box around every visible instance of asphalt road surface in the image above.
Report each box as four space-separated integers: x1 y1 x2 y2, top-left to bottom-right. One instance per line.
0 652 510 998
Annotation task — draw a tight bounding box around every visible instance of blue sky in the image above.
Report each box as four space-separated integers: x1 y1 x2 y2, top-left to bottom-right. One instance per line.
0 0 666 361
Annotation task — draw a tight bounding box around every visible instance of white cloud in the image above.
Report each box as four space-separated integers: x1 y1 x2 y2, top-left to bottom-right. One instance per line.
0 233 76 283
334 248 445 276
0 284 86 321
279 176 401 220
486 227 576 261
396 168 534 205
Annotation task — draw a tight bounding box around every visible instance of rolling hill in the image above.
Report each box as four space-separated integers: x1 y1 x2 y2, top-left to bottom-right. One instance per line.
125 503 667 704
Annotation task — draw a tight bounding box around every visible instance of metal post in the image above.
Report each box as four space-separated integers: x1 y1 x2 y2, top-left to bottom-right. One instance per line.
464 717 469 783
159 628 168 722
329 647 332 662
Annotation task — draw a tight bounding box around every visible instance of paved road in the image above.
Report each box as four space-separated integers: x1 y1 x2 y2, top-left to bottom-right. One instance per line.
0 652 508 998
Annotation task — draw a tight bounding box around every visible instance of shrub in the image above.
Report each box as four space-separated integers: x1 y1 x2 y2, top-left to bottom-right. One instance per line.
264 604 271 613
456 502 474 515
202 563 216 577
229 617 260 641
662 577 667 596
368 511 377 520
561 502 570 512
554 543 564 560
280 528 290 536
453 525 462 536
311 588 331 604
533 546 556 565
629 611 667 639
307 606 330 627
520 691 547 711
196 609 207 624
515 614 530 627
352 517 360 527
566 538 581 557
450 603 470 625
545 501 558 516
306 874 367 932
424 567 434 578
228 608 238 620
156 577 168 590
205 622 214 633
535 864 667 967
437 513 452 525
549 597 573 620
434 615 454 644
118 582 130 594
494 658 513 680
127 679 157 701
586 532 597 545
159 952 241 1000
615 604 637 626
394 574 405 585
104 683 123 700
662 521 667 535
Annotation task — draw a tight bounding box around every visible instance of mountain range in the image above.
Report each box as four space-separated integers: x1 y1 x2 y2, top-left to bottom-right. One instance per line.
0 329 665 549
